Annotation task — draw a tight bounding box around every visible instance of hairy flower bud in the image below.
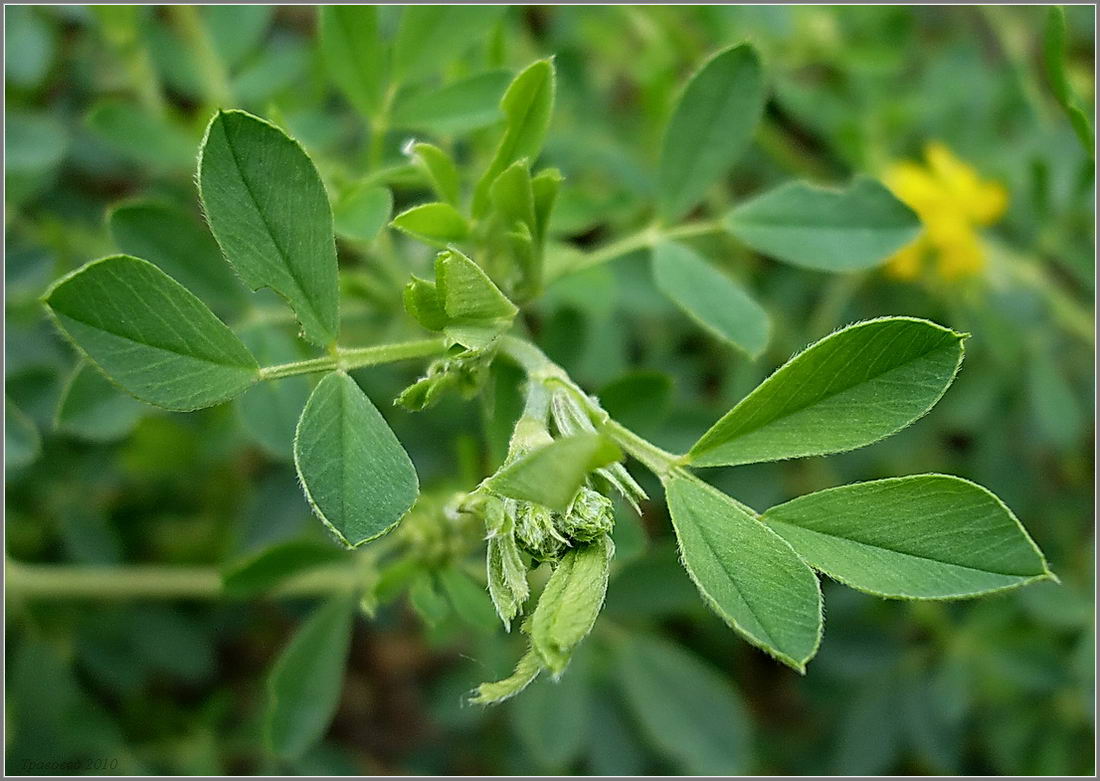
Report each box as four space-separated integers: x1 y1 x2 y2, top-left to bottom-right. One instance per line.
558 485 614 542
513 498 569 561
396 349 489 411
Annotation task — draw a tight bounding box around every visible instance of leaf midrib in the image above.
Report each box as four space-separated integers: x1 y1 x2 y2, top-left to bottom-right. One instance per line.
219 116 328 339
677 488 781 651
763 516 1040 579
693 329 957 458
53 308 255 372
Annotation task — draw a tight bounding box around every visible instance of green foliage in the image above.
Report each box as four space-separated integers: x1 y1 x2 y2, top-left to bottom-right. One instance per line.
658 43 765 222
198 109 340 346
333 183 392 243
293 371 419 548
9 5 1090 775
318 6 384 118
487 433 621 512
616 634 752 774
391 202 470 245
392 7 506 85
724 178 922 271
761 475 1052 598
42 255 259 411
109 201 246 318
391 70 512 135
1044 7 1094 154
472 58 556 216
665 473 822 671
54 361 145 442
652 241 770 357
529 535 613 675
688 317 965 466
265 595 356 759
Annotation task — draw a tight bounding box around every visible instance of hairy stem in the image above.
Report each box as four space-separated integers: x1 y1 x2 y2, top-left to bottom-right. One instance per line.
260 337 450 380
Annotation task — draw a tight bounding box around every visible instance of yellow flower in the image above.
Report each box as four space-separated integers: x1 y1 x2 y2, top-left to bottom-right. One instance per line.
882 142 1008 281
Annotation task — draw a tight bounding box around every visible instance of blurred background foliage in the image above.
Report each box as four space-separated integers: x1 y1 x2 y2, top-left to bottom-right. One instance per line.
5 4 1095 775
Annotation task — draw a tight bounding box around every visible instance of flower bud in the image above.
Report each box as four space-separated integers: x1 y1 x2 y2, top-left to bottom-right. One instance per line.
558 485 614 542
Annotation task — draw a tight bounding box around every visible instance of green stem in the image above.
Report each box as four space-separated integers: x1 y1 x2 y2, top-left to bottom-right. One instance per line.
568 220 724 275
5 560 360 600
602 419 681 477
170 5 232 109
368 84 398 171
498 336 684 477
259 337 450 380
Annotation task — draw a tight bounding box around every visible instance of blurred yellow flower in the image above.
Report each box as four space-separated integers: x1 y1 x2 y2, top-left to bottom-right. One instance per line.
882 142 1008 280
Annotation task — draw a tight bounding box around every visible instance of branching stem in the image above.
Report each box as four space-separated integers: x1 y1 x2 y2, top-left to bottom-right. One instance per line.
567 219 724 275
259 337 450 380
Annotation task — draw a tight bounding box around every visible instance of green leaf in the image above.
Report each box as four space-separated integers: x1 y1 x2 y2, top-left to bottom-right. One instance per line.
109 201 246 319
472 59 556 217
54 362 145 442
724 177 922 272
658 43 765 223
232 39 310 107
237 324 311 459
222 540 344 598
760 475 1052 599
333 183 392 243
42 255 259 411
391 202 470 245
86 100 193 172
199 109 340 347
6 397 41 471
531 168 563 242
664 474 821 671
410 142 460 206
652 241 770 357
435 248 518 322
293 371 419 547
204 5 274 70
393 6 506 84
687 317 965 467
615 633 753 774
391 69 512 135
512 652 590 768
488 433 622 513
408 572 450 628
402 276 448 332
490 160 537 233
318 6 385 118
265 594 355 759
437 566 500 633
1044 7 1094 153
530 535 613 674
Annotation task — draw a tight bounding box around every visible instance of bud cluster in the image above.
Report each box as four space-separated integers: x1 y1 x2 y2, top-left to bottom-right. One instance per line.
395 348 491 411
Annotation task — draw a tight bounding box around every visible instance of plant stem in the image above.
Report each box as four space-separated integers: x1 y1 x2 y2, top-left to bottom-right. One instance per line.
601 419 681 477
169 5 232 109
567 219 724 275
498 335 684 477
368 84 398 171
5 559 360 600
259 337 450 380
